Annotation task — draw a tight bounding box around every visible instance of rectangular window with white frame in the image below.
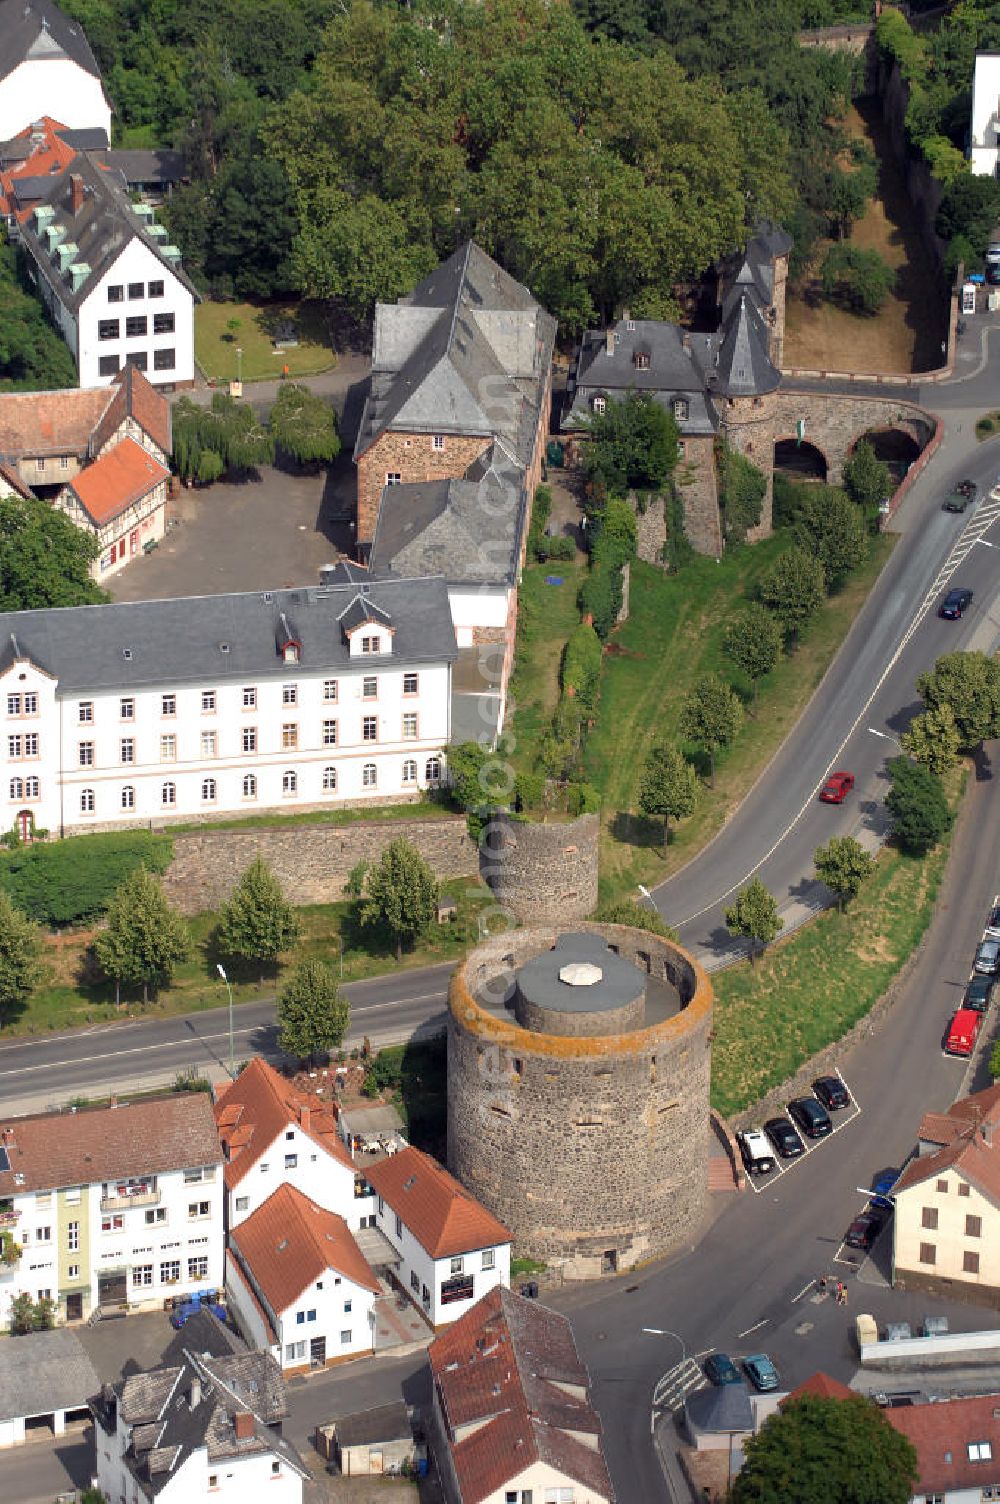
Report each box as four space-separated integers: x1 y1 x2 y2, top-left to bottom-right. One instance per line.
323 679 338 702
402 713 418 739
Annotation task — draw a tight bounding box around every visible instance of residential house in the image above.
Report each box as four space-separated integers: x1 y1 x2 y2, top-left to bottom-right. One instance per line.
1 117 184 230
354 241 555 548
15 151 196 388
428 1286 614 1504
213 1059 363 1233
0 363 173 578
0 1093 223 1327
365 1145 511 1327
225 1183 380 1374
893 1083 1000 1303
561 223 792 555
0 574 455 841
90 1309 309 1504
886 1393 1000 1503
970 54 1000 177
0 0 111 141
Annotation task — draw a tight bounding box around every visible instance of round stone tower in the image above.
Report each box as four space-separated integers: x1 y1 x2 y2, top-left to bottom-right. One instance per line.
447 923 713 1279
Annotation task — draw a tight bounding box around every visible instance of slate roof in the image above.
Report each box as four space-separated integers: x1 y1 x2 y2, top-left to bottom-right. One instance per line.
365 1145 510 1259
17 150 197 316
0 574 456 696
0 1093 221 1196
214 1057 354 1190
66 434 168 525
98 148 186 188
886 1393 1000 1495
0 0 104 85
230 1184 380 1314
562 319 719 436
685 1382 754 1434
711 293 780 397
370 440 525 585
429 1287 613 1504
0 1327 100 1421
93 1331 306 1499
354 241 556 468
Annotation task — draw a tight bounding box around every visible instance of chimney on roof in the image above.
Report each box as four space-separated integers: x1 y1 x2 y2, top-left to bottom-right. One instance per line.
605 327 616 357
234 1411 254 1440
69 172 84 216
189 1376 201 1410
983 1120 994 1147
299 1105 310 1132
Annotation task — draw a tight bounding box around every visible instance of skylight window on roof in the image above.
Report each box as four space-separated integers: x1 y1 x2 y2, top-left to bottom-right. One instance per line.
0 1146 9 1172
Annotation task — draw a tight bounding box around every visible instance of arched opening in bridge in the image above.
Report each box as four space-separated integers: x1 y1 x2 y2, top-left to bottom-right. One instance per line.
854 428 922 484
773 438 828 481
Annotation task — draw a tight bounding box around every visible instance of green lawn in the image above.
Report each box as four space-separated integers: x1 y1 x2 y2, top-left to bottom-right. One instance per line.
194 300 337 383
168 800 456 834
586 536 895 900
710 769 963 1116
14 878 492 1037
506 560 587 767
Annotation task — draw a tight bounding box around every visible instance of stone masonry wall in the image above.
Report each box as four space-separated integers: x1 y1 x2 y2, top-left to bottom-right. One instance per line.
161 815 478 915
721 389 779 541
772 391 935 486
447 924 713 1277
513 989 646 1039
674 434 722 557
355 430 491 542
632 492 667 566
479 812 599 924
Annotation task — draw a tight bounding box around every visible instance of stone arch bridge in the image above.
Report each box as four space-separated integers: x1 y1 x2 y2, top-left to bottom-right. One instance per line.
772 387 936 487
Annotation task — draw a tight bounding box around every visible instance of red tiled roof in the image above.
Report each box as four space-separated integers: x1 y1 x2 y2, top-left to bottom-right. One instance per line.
886 1393 1000 1494
365 1146 510 1259
66 435 169 526
0 117 76 221
784 1372 856 1404
230 1184 379 1315
0 386 113 459
918 1083 1000 1148
92 364 171 459
0 1094 221 1195
429 1287 613 1504
213 1058 353 1190
895 1089 1000 1207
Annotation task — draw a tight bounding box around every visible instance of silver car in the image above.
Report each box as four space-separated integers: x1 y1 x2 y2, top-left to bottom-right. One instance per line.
975 939 1000 976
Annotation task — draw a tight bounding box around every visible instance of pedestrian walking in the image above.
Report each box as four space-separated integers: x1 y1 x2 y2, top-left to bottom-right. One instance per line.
841 1285 849 1307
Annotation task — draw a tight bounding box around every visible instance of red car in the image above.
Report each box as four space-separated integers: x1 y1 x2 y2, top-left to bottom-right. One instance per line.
820 771 855 804
945 1008 982 1058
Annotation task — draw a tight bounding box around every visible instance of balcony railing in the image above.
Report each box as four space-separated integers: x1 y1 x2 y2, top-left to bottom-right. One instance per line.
100 1188 161 1213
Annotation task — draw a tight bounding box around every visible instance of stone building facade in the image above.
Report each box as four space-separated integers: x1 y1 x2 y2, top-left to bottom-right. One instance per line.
447 923 713 1279
479 812 599 925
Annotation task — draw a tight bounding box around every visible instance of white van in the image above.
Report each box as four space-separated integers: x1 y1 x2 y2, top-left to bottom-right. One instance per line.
737 1128 776 1176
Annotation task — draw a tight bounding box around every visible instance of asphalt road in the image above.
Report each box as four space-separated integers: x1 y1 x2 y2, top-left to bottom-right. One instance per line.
0 963 453 1114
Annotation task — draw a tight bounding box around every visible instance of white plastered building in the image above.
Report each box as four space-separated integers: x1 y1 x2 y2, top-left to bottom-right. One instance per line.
971 54 1000 177
0 0 111 141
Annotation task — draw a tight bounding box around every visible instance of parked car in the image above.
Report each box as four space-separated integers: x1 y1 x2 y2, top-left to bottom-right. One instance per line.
942 480 977 513
743 1354 780 1392
984 901 1000 941
945 1008 983 1057
844 1210 885 1250
819 771 855 804
765 1117 805 1159
939 587 973 620
704 1352 742 1386
974 938 1000 975
964 975 995 1013
737 1129 776 1176
788 1097 833 1139
813 1075 851 1110
870 1169 899 1210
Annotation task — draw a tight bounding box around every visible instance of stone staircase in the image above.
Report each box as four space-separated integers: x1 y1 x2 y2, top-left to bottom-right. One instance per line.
707 1154 740 1192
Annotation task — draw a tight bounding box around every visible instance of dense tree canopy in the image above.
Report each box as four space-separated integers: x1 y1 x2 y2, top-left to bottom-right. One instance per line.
734 1393 917 1504
0 246 79 391
0 497 107 612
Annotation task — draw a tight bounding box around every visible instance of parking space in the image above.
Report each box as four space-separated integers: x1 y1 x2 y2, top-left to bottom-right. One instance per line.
742 1069 862 1196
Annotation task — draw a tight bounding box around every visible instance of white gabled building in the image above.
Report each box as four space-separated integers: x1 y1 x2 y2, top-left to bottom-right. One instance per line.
15 152 196 389
971 53 1000 177
214 1059 363 1233
90 1311 308 1504
365 1146 511 1328
226 1184 380 1374
0 0 111 141
0 1094 223 1328
0 574 455 839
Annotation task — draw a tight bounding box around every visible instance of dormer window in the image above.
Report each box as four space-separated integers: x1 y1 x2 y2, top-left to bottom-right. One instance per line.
283 643 299 664
672 398 689 422
362 636 380 655
633 349 651 371
592 395 606 415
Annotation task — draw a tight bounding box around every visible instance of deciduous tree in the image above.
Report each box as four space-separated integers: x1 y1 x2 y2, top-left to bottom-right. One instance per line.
0 890 41 1027
724 876 782 966
814 836 877 911
718 447 766 545
820 244 895 315
583 393 679 499
724 603 782 708
885 756 952 856
360 839 439 961
638 744 698 850
0 496 106 612
269 383 341 466
793 486 868 591
916 652 1000 749
93 868 190 1005
842 440 892 512
680 675 744 785
758 547 826 643
732 1392 918 1504
901 704 963 776
216 856 299 985
277 959 349 1063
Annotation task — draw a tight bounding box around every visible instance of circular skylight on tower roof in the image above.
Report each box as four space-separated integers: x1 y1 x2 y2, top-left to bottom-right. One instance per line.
559 962 603 987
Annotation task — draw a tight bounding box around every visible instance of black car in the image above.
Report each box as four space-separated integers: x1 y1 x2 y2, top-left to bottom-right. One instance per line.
844 1210 885 1250
813 1075 851 1111
943 480 977 513
788 1096 833 1139
940 587 973 620
964 976 995 1013
765 1116 805 1158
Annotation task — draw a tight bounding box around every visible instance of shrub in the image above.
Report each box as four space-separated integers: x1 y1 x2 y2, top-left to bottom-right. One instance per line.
514 771 546 813
578 561 624 640
561 623 603 715
0 832 172 925
663 490 694 573
527 484 552 558
566 781 601 816
537 534 575 561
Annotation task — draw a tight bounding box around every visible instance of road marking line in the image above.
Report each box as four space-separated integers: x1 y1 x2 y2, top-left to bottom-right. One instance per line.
737 1320 768 1338
791 1282 815 1304
664 500 1000 927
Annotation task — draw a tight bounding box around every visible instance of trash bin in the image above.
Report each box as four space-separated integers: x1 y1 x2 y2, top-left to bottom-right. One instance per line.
519 1281 539 1299
546 440 565 468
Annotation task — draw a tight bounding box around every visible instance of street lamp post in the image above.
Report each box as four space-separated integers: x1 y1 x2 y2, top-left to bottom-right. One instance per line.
217 963 235 1078
235 346 242 388
867 726 903 753
637 884 658 913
